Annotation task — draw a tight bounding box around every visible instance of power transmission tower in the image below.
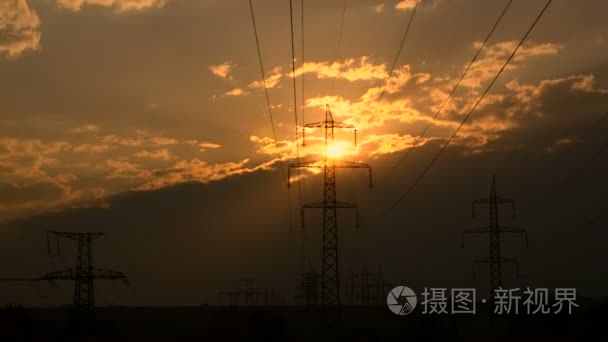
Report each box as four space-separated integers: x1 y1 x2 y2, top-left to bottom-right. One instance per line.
218 290 240 306
461 176 528 306
0 231 128 313
348 265 387 305
45 231 129 313
295 264 320 307
288 105 372 311
218 279 280 306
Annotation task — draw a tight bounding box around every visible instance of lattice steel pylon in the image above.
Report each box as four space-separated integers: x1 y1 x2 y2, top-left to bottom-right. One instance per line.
295 263 320 307
461 176 528 306
45 231 129 312
0 231 128 313
288 105 372 311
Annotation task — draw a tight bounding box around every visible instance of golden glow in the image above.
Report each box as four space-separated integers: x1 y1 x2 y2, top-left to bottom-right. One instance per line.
326 141 355 159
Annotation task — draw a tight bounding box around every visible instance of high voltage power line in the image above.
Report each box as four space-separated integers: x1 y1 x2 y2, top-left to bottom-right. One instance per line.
388 0 514 175
353 0 421 156
290 0 303 209
301 0 306 128
376 0 420 103
248 0 280 159
384 0 554 216
248 0 295 231
328 0 349 96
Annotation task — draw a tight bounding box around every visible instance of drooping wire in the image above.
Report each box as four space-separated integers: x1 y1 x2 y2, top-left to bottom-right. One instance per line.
377 0 420 103
290 0 303 209
301 0 306 127
384 0 554 215
248 0 281 159
299 0 307 271
389 0 514 174
328 0 349 96
249 0 293 231
357 0 420 147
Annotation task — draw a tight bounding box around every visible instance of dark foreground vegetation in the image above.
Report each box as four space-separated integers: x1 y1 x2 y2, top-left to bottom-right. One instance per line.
1 298 606 341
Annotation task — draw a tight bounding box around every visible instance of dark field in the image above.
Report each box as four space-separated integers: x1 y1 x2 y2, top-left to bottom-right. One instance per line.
1 299 606 341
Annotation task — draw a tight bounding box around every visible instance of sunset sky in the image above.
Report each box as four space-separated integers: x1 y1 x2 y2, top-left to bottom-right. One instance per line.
1 0 607 305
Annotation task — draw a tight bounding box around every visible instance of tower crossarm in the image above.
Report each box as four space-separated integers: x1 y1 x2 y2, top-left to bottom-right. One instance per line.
304 121 355 129
472 197 515 217
47 231 104 241
333 161 371 169
42 267 79 279
42 267 128 281
303 201 357 209
462 225 528 247
288 160 370 169
90 268 129 282
301 201 360 231
288 161 372 187
473 256 520 279
498 226 529 247
461 225 491 247
289 160 324 169
334 161 372 188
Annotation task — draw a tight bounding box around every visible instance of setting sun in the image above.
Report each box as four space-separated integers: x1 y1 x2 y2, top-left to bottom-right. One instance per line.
326 141 355 159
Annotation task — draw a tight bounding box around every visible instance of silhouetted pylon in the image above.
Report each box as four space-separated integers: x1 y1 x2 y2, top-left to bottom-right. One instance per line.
461 176 528 306
288 105 372 312
0 231 129 313
45 231 129 312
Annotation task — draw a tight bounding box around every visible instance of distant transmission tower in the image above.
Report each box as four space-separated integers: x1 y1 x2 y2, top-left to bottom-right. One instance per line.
461 176 528 305
288 105 372 311
295 264 320 307
45 231 129 312
0 231 128 313
348 265 387 305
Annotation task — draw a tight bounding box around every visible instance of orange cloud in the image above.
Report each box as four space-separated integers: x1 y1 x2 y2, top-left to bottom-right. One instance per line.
134 148 173 161
209 61 234 79
56 0 167 13
462 41 563 88
102 134 144 147
250 135 299 159
293 57 387 81
304 66 427 130
0 128 228 220
395 0 440 11
506 74 608 115
395 0 417 11
358 133 419 156
225 88 245 96
72 143 111 153
250 134 358 161
0 0 41 58
148 136 179 146
105 159 148 179
137 158 253 190
249 66 282 89
186 140 221 152
68 124 100 134
0 180 107 223
0 137 113 221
